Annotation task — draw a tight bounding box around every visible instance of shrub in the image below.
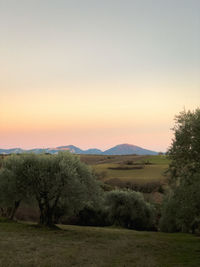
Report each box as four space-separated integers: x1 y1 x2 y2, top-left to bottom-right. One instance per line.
160 173 200 233
105 179 164 193
75 204 110 226
105 190 156 230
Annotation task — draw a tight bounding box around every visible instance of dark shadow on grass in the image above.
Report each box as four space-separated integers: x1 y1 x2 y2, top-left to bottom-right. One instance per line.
30 223 61 231
0 217 16 223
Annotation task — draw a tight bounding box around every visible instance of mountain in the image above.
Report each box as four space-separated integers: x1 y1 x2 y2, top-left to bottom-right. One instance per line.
52 146 103 154
0 148 24 154
28 149 48 154
55 145 83 154
0 144 158 155
103 144 158 155
83 148 103 154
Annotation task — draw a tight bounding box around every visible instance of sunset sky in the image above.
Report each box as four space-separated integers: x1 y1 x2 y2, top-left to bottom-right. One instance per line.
1 0 200 152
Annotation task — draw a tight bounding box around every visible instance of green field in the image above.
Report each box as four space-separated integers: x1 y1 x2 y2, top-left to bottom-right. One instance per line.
94 163 167 184
88 155 169 184
0 220 200 267
80 154 170 166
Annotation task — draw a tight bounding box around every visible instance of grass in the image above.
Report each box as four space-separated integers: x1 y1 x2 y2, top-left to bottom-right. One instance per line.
80 154 170 166
144 155 170 165
79 154 167 165
93 163 167 184
90 155 169 203
88 155 169 185
0 220 200 266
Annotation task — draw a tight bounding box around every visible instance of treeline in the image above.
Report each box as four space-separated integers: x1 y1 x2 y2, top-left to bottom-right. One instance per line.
1 108 200 233
0 152 155 230
159 108 200 233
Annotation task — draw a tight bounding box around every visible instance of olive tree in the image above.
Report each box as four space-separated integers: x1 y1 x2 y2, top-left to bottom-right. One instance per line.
105 190 156 230
24 152 102 227
160 108 200 233
0 154 31 219
0 152 102 227
167 108 200 185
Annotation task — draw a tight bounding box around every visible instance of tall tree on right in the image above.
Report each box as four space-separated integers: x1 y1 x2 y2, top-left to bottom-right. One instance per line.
160 108 200 233
168 108 200 185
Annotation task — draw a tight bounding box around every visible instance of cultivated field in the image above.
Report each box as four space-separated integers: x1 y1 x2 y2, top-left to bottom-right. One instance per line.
94 163 167 183
81 155 169 204
0 219 200 267
80 155 169 183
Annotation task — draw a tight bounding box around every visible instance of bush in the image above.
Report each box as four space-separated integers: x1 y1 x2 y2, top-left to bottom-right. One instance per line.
160 173 200 233
159 195 179 232
75 204 110 226
105 190 156 230
105 179 164 193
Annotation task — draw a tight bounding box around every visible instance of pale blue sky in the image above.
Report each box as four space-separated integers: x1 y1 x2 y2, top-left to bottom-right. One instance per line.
0 0 200 151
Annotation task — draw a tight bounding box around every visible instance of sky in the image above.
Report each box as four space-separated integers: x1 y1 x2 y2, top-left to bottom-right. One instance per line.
0 0 200 152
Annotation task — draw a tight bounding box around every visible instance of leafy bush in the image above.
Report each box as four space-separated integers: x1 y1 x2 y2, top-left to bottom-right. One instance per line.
75 204 110 226
105 190 156 230
105 179 164 193
160 173 200 233
159 195 179 232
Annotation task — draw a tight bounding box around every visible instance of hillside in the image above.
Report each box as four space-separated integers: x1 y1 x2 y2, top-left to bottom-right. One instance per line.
0 144 158 155
0 220 199 267
103 144 158 155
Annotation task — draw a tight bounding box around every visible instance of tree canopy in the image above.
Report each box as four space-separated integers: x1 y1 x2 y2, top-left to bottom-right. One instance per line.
0 154 31 219
160 108 200 233
105 190 155 230
0 152 102 227
168 108 200 185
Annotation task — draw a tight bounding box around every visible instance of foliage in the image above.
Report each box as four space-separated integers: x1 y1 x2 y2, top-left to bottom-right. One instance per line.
0 154 31 219
0 152 102 227
25 152 102 226
159 193 179 232
105 178 164 193
105 190 156 230
75 203 110 226
167 108 200 185
160 173 200 233
161 108 200 233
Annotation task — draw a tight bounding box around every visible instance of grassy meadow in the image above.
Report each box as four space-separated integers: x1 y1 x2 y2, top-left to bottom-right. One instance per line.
93 163 167 184
81 155 169 184
80 155 169 203
0 219 200 267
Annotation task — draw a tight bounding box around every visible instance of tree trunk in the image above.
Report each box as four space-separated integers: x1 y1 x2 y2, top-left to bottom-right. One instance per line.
10 200 21 220
38 201 54 227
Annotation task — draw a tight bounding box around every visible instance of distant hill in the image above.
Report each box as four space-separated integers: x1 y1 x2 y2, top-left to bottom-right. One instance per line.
103 144 157 155
0 148 24 154
55 145 83 154
83 149 103 154
0 144 158 155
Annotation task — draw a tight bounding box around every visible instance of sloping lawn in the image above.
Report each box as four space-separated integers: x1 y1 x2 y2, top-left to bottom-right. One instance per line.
0 220 200 266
